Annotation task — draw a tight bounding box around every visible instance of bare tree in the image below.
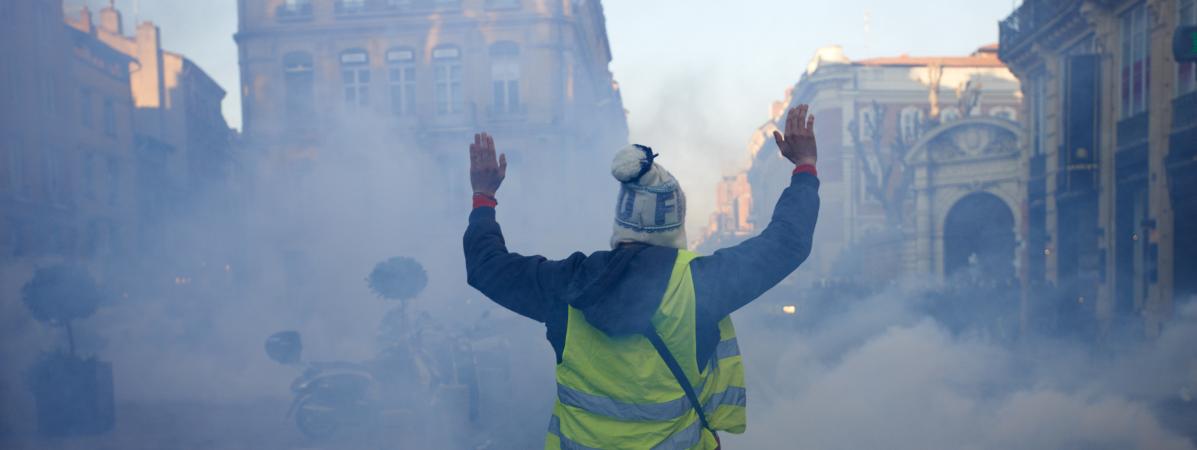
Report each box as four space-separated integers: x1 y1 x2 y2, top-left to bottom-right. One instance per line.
847 101 916 230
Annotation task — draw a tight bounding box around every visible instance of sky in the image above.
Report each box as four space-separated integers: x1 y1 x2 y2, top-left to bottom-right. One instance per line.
64 0 1021 234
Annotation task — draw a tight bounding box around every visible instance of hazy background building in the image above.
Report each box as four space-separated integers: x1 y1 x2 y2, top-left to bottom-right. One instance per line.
0 0 236 437
1000 0 1197 337
700 44 1022 287
232 0 630 296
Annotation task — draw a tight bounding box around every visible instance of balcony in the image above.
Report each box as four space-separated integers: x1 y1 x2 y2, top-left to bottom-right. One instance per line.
998 0 1078 58
276 2 313 21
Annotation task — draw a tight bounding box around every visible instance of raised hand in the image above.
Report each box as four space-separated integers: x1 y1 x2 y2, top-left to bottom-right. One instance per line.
469 132 507 197
773 104 818 167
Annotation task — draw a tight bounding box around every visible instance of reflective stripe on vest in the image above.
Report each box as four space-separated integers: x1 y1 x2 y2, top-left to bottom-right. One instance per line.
715 337 740 360
555 335 741 422
549 415 704 450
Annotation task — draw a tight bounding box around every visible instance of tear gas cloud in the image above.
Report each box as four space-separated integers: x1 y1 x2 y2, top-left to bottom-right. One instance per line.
2 1 1194 449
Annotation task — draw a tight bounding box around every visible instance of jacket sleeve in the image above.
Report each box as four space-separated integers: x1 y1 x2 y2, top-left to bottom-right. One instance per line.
690 172 820 319
463 207 587 323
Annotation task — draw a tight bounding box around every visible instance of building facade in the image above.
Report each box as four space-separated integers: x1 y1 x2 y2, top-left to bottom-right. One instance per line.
234 0 627 191
0 0 142 435
68 4 234 249
697 172 753 253
716 45 1023 285
1000 0 1197 336
233 0 630 290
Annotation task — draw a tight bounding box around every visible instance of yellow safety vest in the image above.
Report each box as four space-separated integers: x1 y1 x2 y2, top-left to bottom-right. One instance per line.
546 250 747 450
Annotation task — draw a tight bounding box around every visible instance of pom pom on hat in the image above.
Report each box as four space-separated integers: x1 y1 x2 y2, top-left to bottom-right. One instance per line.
611 144 658 184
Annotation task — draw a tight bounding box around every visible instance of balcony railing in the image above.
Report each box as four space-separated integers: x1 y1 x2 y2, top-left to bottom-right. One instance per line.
999 0 1078 57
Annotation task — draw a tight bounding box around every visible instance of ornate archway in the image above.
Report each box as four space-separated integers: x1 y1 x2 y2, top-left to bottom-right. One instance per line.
903 117 1024 279
943 192 1016 279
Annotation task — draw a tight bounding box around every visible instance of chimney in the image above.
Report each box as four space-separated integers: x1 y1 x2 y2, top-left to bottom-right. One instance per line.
76 6 93 33
100 1 123 35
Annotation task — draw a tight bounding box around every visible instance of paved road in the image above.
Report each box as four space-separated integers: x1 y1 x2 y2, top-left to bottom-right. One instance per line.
0 398 521 450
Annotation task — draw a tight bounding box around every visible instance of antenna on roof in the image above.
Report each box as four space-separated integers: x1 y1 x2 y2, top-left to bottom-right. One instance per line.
863 10 872 56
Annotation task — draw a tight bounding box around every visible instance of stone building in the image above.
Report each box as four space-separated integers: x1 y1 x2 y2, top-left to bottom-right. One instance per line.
999 0 1196 336
696 171 753 253
0 0 141 434
68 4 234 248
233 0 627 192
233 0 630 287
0 1 140 302
732 45 1023 284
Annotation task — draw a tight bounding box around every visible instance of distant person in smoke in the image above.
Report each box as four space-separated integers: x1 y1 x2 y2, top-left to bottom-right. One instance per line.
464 105 821 449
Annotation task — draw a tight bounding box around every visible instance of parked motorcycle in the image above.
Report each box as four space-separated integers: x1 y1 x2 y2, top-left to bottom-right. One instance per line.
265 331 386 439
264 311 509 443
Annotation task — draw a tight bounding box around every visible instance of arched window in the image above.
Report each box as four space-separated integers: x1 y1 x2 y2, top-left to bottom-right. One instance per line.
940 107 961 124
989 106 1017 122
899 106 925 143
490 42 521 114
340 49 371 109
433 46 462 115
283 51 315 122
387 48 417 115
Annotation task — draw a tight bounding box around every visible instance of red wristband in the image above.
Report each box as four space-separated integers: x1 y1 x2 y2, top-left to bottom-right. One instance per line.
473 192 498 209
794 164 817 177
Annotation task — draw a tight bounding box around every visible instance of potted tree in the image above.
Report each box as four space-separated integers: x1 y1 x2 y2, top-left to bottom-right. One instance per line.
368 257 428 376
22 265 114 436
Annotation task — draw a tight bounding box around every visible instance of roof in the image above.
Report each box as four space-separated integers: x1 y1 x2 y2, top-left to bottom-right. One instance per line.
853 43 1005 68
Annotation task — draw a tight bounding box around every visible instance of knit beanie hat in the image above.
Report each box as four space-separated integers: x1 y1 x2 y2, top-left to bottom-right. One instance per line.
610 145 687 249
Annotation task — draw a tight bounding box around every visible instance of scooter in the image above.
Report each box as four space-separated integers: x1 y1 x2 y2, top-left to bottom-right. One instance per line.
265 319 501 443
265 331 384 439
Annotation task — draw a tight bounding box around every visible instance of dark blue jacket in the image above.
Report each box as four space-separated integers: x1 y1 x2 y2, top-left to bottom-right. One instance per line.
464 172 820 366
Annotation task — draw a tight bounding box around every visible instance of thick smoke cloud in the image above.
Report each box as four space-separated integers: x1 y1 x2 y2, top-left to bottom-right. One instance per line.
724 281 1197 450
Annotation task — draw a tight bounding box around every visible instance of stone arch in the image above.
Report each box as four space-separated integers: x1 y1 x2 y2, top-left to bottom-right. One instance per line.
943 191 1017 280
902 117 1025 279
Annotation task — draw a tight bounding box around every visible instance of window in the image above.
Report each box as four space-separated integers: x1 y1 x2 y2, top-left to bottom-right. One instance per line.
387 48 417 116
940 107 962 123
490 42 521 114
341 49 371 109
336 0 366 14
487 0 520 9
80 89 93 128
1181 0 1197 95
990 106 1018 121
103 98 117 136
40 76 58 117
6 221 21 257
284 52 315 122
1121 3 1150 118
433 46 463 115
6 144 24 196
899 106 925 143
106 157 119 206
279 0 312 18
83 154 96 200
1032 75 1049 156
42 149 62 205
